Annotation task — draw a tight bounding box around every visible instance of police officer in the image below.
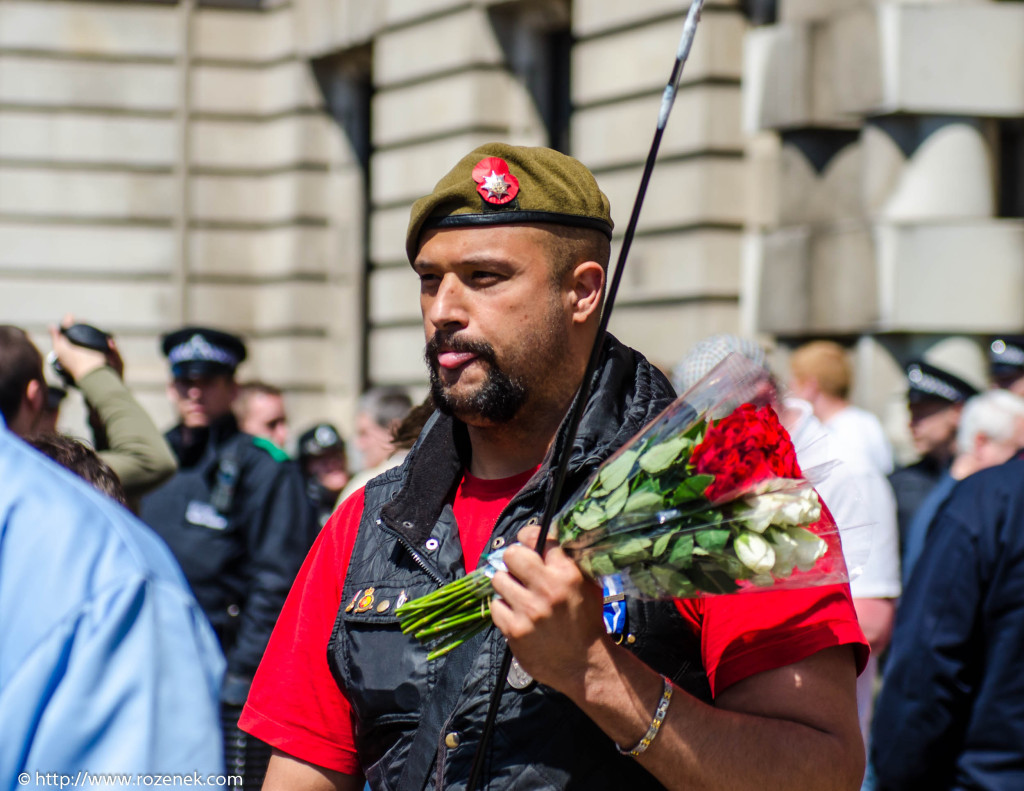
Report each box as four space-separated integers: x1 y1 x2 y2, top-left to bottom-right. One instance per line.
889 360 978 550
139 326 316 789
988 335 1024 395
296 422 350 526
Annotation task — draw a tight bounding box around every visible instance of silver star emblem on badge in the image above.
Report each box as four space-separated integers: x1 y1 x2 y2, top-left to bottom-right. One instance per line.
483 171 510 198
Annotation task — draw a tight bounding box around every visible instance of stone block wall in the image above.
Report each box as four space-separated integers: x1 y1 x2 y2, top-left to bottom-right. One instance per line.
0 0 361 435
743 0 1024 443
19 0 1015 454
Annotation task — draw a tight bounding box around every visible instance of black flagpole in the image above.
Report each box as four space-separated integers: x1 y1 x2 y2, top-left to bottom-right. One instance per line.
463 2 707 789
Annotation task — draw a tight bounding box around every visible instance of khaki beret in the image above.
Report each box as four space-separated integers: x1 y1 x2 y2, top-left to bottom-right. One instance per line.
406 142 613 262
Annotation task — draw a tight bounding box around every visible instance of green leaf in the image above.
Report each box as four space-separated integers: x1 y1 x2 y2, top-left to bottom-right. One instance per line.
572 504 605 531
596 448 640 493
691 509 723 526
603 481 630 519
638 435 693 475
689 561 740 595
652 532 673 558
714 553 753 581
587 551 617 578
623 489 664 514
628 568 661 598
651 565 696 598
611 537 652 566
695 528 731 554
672 474 714 503
668 533 694 567
628 474 660 496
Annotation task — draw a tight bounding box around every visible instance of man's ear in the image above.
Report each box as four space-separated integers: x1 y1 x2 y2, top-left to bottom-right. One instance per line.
24 379 44 416
569 261 604 325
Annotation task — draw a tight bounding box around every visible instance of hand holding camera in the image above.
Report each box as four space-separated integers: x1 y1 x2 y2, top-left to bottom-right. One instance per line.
47 314 122 386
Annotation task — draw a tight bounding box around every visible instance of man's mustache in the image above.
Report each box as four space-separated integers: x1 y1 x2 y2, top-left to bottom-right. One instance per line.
425 333 499 368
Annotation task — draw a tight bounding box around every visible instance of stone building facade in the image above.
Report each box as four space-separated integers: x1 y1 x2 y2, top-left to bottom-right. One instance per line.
0 0 1021 448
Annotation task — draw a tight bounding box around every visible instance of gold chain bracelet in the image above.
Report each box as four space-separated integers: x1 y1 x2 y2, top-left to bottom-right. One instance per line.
616 675 673 758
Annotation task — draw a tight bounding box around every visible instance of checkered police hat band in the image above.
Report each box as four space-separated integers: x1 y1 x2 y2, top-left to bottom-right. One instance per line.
168 335 239 368
909 368 963 402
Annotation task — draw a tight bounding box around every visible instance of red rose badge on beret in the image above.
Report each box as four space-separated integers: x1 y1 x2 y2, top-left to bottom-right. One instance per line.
472 157 520 205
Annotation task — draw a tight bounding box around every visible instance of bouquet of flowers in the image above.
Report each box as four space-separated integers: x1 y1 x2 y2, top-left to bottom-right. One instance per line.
396 353 850 660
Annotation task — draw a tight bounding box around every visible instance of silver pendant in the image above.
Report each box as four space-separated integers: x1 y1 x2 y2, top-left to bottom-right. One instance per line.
507 657 534 690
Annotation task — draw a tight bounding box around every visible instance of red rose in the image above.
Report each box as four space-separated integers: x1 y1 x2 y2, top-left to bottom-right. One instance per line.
690 404 803 502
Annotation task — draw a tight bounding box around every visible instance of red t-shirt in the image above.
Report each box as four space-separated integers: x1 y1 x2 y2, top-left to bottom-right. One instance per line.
239 479 868 776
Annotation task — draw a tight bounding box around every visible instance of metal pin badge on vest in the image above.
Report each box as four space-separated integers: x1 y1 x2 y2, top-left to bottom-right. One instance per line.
354 588 375 613
395 590 409 609
507 656 534 690
344 590 363 613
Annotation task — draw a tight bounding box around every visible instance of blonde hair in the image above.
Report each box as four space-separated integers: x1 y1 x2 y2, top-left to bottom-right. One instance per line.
790 341 851 400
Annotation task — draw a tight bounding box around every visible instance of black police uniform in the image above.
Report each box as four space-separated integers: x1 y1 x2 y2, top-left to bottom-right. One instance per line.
888 360 978 552
139 327 316 789
297 422 347 527
142 412 315 674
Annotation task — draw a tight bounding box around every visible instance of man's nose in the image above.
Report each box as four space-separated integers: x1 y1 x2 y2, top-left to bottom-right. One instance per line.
427 274 469 329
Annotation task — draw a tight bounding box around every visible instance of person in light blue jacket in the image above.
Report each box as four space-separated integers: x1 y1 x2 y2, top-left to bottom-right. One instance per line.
0 417 225 788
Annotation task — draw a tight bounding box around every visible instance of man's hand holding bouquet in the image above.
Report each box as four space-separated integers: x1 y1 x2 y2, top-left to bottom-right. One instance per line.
397 354 851 659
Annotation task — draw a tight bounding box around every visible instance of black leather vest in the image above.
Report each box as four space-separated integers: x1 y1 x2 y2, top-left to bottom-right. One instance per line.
327 406 712 790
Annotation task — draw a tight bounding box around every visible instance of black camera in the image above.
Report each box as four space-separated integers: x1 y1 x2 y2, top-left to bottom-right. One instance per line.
47 323 113 386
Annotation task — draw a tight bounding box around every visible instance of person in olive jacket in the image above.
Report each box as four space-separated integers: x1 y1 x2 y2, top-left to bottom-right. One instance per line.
48 314 178 510
139 326 316 789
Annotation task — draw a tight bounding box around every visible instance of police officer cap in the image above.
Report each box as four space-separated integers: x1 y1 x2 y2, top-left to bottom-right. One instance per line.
905 360 978 405
298 422 345 460
405 142 613 263
988 335 1024 379
161 326 247 379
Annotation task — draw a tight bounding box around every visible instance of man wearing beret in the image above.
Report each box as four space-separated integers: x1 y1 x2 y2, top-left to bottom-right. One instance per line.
240 144 867 791
888 360 979 553
139 327 317 788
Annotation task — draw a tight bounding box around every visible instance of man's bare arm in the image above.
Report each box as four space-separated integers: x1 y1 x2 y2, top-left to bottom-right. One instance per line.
262 750 363 791
490 526 865 791
853 597 895 654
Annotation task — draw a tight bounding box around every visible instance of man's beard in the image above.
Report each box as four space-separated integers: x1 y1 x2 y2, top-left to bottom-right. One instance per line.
425 334 528 424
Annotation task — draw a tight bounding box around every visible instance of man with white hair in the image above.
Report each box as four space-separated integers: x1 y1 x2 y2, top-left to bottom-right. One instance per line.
900 389 1024 583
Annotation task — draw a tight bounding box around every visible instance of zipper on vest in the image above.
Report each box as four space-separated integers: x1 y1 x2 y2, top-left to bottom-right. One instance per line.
376 517 448 587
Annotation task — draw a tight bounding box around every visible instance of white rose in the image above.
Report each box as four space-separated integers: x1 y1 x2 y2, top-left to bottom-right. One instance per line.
740 487 821 534
766 527 799 578
735 531 776 575
787 526 828 571
775 488 821 526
